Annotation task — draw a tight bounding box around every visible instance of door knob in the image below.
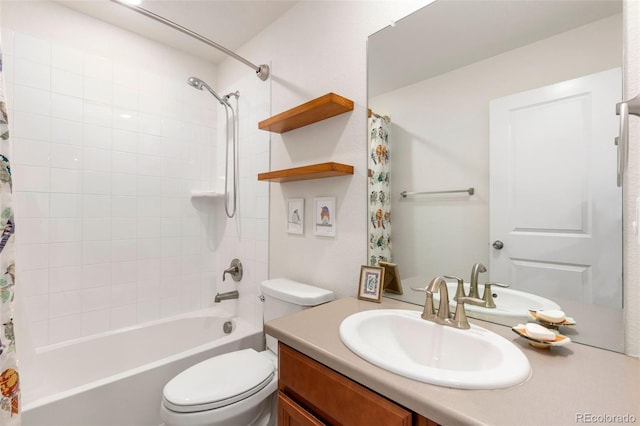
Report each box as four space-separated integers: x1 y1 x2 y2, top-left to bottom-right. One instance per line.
492 240 504 250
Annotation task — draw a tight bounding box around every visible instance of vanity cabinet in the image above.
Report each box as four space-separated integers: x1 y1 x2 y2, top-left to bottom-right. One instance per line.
278 343 439 426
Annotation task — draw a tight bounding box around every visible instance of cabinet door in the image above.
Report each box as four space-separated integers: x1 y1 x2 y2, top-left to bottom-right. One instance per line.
278 343 412 426
278 391 326 426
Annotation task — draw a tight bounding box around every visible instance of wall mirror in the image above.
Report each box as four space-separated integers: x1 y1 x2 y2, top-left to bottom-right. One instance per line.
367 0 624 352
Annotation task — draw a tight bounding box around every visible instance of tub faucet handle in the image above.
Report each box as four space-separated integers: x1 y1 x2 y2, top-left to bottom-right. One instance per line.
222 259 243 282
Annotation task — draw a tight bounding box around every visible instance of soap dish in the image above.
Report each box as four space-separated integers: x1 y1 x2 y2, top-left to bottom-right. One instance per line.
512 324 571 349
528 310 576 329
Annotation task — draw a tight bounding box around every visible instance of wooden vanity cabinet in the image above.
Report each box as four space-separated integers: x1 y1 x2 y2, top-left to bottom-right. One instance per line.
278 343 438 426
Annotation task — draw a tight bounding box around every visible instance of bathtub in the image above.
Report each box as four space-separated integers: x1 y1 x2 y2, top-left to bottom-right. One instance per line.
21 309 263 426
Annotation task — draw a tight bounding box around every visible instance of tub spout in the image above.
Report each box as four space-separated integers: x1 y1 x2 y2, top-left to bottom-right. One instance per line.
214 290 239 303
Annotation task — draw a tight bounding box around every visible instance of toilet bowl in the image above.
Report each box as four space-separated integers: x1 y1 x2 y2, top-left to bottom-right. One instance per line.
160 279 333 426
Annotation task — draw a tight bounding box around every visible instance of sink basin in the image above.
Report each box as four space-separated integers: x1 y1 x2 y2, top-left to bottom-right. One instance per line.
432 283 561 324
339 309 530 389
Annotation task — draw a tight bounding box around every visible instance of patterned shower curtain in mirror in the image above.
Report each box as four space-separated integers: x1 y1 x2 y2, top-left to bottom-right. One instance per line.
368 114 391 266
0 17 21 425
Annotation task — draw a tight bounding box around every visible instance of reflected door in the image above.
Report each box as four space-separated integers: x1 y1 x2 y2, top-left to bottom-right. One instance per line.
489 68 622 308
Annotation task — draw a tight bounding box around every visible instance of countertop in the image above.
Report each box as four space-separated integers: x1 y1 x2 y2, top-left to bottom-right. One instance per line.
265 297 640 426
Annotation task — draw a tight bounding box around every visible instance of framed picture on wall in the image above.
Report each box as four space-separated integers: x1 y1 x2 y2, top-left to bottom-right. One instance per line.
357 265 384 303
286 198 304 235
313 196 336 237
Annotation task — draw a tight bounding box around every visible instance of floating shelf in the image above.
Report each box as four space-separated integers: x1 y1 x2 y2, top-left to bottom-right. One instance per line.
258 162 354 183
258 93 354 133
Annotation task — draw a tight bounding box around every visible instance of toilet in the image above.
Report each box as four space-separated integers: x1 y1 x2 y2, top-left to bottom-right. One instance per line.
160 278 334 426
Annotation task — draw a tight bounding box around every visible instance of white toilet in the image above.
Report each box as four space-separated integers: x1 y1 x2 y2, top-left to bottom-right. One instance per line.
160 278 334 426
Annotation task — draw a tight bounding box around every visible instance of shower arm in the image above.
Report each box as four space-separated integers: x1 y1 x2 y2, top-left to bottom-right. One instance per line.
110 0 270 81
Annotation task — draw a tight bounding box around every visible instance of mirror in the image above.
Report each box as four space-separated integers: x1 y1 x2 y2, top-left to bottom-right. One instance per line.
367 0 624 352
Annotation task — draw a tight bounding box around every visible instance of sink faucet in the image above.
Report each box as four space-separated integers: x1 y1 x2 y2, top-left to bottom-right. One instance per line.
416 276 484 329
214 290 239 303
468 262 487 299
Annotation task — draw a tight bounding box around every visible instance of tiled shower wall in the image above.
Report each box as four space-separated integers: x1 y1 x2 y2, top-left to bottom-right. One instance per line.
3 24 222 347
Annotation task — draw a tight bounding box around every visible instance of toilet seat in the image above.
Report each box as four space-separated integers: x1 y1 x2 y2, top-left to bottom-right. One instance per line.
163 349 275 414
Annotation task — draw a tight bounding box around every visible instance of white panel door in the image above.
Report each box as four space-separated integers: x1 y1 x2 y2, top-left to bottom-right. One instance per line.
489 68 622 308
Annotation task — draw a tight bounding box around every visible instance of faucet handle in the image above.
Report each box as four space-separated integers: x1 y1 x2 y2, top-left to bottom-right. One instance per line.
482 282 509 308
444 275 465 301
411 286 436 320
452 297 485 329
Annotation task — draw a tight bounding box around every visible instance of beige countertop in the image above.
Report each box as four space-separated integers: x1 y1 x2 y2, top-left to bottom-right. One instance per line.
265 297 640 426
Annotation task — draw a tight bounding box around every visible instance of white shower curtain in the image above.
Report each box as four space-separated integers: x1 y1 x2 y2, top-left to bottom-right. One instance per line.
368 114 391 266
0 19 21 424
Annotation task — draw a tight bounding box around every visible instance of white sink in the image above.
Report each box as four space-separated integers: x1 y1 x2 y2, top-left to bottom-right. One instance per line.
339 309 530 389
432 283 561 324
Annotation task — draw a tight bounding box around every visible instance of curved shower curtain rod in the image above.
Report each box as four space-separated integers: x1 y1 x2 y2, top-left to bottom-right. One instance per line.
110 0 270 81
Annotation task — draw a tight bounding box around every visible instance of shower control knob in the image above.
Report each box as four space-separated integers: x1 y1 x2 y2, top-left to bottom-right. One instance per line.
492 240 504 250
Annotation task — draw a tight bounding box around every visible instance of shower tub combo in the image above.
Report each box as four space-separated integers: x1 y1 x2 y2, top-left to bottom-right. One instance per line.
21 309 262 426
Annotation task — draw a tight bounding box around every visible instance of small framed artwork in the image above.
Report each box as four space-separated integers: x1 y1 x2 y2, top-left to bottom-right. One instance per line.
286 198 304 235
379 261 403 295
313 196 336 237
357 265 385 303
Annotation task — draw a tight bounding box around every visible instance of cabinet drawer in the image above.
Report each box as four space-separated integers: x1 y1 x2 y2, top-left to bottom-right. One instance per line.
278 391 326 426
278 343 412 426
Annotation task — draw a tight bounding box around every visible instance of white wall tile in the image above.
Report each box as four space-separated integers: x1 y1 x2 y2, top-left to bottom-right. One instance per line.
112 151 138 174
14 85 50 115
50 168 82 193
110 304 136 329
138 71 161 93
84 76 112 105
15 192 50 218
49 242 82 268
112 173 137 196
112 129 137 153
52 68 83 97
84 124 112 149
161 218 181 238
20 218 49 244
82 195 111 218
136 300 159 323
111 196 137 218
49 314 81 344
49 290 81 317
49 266 82 293
82 241 112 265
83 147 111 172
50 144 82 169
137 176 162 196
82 286 109 312
138 154 163 177
161 237 181 257
82 263 112 288
13 165 50 192
137 238 161 259
111 218 137 240
52 118 83 146
137 217 161 239
50 218 81 242
52 93 83 122
15 32 50 64
14 57 50 91
82 218 112 241
111 239 137 262
84 102 112 127
113 85 138 110
13 138 50 167
113 64 138 89
21 268 49 296
84 54 112 81
137 196 161 217
52 43 83 73
109 283 136 307
83 171 111 195
139 113 162 136
113 110 138 132
25 294 49 322
81 309 110 336
51 193 82 218
138 134 162 156
138 92 162 116
13 111 50 142
111 260 138 284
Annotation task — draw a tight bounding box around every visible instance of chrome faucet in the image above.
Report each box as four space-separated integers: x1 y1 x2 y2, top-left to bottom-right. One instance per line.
214 290 239 303
468 262 487 299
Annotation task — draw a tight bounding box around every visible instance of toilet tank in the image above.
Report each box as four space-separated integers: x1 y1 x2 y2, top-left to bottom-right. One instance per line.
261 278 334 353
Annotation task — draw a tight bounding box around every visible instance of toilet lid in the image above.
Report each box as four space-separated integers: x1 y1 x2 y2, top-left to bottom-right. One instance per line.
162 349 275 413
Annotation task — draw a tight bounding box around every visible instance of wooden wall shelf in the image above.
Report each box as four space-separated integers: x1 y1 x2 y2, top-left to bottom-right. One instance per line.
258 162 354 183
258 93 354 133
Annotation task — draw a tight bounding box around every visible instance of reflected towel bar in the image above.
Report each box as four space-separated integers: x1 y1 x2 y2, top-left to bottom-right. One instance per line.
401 188 475 198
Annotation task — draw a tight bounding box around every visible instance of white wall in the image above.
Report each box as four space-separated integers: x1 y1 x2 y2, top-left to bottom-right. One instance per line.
2 1 221 348
623 0 640 356
370 15 621 285
217 0 430 298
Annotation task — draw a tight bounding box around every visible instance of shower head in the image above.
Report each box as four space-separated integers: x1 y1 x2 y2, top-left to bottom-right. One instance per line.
187 76 227 106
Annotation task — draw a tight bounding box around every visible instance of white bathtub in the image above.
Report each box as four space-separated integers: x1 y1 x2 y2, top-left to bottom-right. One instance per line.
21 309 263 426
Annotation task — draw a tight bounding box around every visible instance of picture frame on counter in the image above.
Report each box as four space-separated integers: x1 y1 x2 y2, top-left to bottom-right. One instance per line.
357 265 384 303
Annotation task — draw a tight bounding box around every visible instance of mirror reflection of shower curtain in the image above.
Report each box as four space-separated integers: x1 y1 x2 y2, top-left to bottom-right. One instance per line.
368 115 391 266
0 34 21 423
